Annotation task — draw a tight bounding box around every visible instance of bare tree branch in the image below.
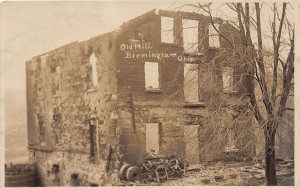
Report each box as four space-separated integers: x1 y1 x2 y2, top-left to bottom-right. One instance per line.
277 31 294 118
271 3 287 106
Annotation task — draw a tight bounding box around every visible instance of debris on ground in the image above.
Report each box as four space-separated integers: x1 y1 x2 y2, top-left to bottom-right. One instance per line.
186 164 203 173
162 159 294 186
117 158 294 186
140 153 187 183
118 153 187 184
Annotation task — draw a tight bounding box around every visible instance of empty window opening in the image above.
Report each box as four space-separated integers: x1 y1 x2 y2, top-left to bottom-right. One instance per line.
145 62 159 90
182 19 199 53
161 16 174 43
184 63 199 102
222 67 234 93
51 164 59 173
184 125 200 165
89 124 97 163
50 164 60 185
89 53 98 87
70 173 80 186
209 24 220 48
146 123 160 154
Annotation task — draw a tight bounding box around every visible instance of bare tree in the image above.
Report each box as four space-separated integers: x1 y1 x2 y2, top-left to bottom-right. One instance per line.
184 2 294 185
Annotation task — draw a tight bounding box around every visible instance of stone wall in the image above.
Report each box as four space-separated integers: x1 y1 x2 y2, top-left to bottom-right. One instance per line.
30 150 119 186
26 31 121 185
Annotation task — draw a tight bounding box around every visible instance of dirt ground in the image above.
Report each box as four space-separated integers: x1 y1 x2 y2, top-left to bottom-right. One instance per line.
160 160 294 186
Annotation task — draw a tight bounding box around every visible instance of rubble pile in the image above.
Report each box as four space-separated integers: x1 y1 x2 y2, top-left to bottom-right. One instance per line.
118 158 294 186
163 159 294 186
118 153 187 185
140 153 187 183
276 158 294 177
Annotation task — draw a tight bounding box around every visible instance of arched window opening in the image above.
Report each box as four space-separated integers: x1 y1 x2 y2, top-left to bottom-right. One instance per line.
89 53 98 87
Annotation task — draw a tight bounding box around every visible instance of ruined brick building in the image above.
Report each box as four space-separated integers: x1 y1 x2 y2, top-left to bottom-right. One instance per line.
26 9 255 186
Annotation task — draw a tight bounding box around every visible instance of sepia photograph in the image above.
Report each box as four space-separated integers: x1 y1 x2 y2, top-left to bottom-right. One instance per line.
0 0 298 186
